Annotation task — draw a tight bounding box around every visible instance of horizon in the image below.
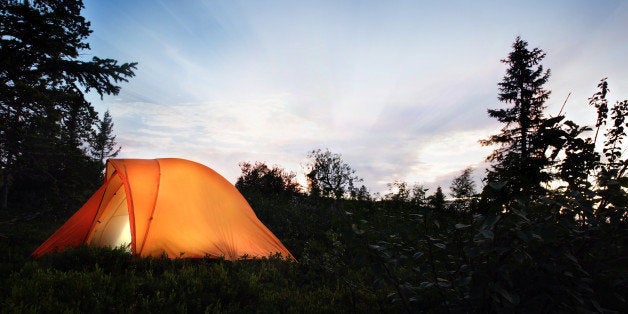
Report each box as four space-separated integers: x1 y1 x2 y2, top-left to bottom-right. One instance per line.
83 0 628 195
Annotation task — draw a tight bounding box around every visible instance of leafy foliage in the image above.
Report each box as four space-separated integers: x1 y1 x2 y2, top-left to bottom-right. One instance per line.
0 0 135 212
235 161 301 196
304 149 362 201
450 167 477 212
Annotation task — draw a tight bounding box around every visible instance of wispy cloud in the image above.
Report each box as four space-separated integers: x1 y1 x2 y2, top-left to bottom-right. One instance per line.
85 0 628 194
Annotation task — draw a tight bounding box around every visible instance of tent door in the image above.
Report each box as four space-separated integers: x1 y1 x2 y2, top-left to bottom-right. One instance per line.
88 183 132 250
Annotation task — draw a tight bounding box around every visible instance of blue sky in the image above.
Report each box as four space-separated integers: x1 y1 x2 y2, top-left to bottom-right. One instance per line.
83 0 628 195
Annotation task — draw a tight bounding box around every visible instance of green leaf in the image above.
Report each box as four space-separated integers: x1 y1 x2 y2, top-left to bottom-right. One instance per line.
483 214 501 230
618 176 628 188
488 182 506 190
516 230 529 243
412 252 424 260
433 243 446 249
454 276 472 287
494 284 519 305
564 120 577 128
511 208 529 221
531 232 543 241
455 223 470 229
481 230 494 239
351 223 364 235
564 252 578 264
436 278 450 288
418 282 433 289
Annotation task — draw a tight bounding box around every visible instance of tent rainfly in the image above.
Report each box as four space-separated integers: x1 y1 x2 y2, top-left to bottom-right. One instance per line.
32 158 293 260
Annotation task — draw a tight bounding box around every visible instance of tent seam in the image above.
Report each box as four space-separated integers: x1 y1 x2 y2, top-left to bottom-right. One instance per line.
138 159 161 255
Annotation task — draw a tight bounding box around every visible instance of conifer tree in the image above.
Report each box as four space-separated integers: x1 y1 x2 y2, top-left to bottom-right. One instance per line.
480 37 558 206
90 110 121 165
0 0 136 210
428 187 446 211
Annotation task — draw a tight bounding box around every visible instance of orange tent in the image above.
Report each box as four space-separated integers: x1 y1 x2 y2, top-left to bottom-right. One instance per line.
33 158 293 260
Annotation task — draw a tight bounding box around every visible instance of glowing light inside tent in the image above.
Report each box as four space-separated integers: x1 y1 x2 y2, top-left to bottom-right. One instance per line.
88 180 132 250
109 215 132 249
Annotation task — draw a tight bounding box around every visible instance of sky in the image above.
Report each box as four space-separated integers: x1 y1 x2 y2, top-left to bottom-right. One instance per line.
82 0 628 196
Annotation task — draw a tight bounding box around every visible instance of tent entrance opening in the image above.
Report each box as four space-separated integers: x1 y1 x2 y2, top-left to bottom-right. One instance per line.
89 183 132 250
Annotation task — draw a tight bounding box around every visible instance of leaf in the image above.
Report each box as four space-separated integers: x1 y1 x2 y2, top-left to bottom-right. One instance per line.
351 223 364 235
481 230 494 239
531 232 543 241
494 284 519 305
418 282 433 289
433 243 446 249
488 182 506 190
412 252 424 260
464 247 480 258
455 223 470 229
454 276 472 287
511 208 529 221
606 179 619 186
437 278 450 288
564 252 578 264
516 230 529 243
483 214 501 230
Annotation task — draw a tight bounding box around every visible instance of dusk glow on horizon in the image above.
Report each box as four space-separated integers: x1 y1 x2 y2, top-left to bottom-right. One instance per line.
83 0 628 195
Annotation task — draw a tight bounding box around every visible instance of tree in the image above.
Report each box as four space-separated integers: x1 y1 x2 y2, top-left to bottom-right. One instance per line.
235 161 300 196
480 37 559 206
0 0 136 210
586 79 627 221
90 109 121 165
349 184 371 202
557 120 598 218
427 186 446 211
450 167 477 211
385 180 411 203
552 79 627 223
384 180 428 208
304 149 361 201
